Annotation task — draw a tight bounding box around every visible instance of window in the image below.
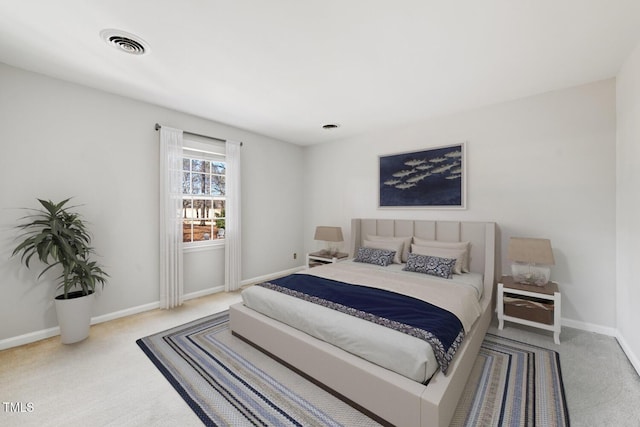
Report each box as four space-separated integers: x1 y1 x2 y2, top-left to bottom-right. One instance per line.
181 145 226 245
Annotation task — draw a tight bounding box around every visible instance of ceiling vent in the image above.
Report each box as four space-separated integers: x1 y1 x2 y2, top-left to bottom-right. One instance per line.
100 29 149 55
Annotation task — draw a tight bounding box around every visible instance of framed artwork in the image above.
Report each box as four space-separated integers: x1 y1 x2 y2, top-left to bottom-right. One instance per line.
379 142 466 208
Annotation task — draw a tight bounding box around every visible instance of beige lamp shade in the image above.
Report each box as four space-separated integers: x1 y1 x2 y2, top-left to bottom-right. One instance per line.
507 237 555 265
314 226 344 242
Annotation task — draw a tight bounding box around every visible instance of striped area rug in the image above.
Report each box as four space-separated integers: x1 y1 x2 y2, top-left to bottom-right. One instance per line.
137 311 569 427
451 334 570 426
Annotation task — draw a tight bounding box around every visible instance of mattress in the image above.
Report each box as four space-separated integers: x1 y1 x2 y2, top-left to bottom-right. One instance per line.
241 260 482 383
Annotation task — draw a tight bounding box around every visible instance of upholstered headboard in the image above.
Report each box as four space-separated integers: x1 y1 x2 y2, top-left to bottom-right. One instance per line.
350 218 496 297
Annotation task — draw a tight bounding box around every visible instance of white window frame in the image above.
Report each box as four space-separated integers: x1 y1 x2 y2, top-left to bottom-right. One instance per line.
181 138 226 251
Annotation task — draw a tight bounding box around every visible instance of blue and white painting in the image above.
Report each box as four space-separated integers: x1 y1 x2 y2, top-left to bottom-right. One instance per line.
379 143 465 208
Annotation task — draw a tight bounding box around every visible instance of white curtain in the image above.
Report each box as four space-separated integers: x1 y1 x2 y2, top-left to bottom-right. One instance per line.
225 140 242 292
159 126 184 308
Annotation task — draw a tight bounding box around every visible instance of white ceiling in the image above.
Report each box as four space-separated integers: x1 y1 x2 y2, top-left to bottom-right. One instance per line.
1 1 639 146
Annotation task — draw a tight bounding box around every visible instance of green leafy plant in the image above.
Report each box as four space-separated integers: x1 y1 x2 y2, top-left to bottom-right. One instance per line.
215 209 225 230
12 198 109 299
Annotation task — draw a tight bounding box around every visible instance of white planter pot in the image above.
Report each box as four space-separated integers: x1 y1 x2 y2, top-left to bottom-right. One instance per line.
54 291 95 344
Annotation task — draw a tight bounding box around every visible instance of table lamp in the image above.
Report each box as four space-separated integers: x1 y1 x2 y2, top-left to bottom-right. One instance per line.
314 226 343 256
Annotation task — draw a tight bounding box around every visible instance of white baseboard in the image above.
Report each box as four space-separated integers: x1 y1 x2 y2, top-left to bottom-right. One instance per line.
0 326 62 351
615 332 640 377
0 267 304 351
240 266 306 288
0 300 162 351
561 317 617 337
183 286 225 301
90 301 160 325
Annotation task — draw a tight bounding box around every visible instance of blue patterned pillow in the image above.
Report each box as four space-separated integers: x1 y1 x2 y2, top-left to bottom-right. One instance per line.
403 253 456 278
354 247 397 267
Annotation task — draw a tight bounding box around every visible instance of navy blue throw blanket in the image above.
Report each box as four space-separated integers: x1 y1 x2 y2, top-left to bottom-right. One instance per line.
258 274 465 375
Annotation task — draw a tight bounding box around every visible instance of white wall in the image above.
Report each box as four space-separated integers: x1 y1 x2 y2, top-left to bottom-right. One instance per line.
616 41 640 372
0 59 626 351
183 246 225 296
0 63 304 344
303 79 617 331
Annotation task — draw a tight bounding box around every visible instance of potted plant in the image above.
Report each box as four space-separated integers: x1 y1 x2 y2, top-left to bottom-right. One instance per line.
12 198 108 344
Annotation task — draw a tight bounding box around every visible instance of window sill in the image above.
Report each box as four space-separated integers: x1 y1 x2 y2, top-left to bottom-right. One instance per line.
184 240 225 253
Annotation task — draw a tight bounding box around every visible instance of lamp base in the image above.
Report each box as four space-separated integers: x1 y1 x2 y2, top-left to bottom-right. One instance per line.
322 243 340 257
511 263 551 286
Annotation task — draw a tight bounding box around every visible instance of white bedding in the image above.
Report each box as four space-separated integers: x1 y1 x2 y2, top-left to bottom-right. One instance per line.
241 261 482 383
340 260 485 300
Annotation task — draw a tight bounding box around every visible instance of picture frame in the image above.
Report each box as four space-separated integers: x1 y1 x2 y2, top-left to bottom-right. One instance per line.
378 142 466 208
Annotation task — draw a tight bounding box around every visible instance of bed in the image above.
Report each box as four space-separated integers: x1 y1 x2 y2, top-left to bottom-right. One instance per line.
230 219 496 427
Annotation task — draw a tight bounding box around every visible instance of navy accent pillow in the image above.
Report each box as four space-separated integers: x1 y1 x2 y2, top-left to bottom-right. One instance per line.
403 253 456 278
354 247 396 267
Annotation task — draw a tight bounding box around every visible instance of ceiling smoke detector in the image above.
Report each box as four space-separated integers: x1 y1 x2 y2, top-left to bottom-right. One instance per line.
100 29 149 55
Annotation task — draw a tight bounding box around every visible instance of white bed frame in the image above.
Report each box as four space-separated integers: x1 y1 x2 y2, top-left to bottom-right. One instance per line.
230 219 496 427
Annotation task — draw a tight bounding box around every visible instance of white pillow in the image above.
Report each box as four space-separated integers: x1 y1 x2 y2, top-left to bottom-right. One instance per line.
411 244 466 275
363 239 404 264
366 235 412 262
412 238 471 272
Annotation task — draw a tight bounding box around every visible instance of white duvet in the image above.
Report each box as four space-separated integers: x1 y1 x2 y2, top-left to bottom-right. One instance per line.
241 260 483 383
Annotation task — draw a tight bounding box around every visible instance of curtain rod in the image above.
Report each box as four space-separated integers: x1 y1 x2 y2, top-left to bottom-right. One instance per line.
155 123 242 146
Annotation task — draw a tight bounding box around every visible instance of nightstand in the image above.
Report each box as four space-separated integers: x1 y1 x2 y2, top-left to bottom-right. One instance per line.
306 251 348 268
497 275 561 344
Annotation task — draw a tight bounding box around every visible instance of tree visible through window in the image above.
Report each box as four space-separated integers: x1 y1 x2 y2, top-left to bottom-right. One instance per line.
182 155 226 244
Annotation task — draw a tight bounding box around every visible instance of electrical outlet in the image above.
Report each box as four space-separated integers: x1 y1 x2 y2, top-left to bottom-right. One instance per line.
293 253 297 260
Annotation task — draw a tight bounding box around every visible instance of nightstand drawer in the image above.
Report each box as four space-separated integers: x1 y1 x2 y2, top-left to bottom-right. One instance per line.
504 296 554 325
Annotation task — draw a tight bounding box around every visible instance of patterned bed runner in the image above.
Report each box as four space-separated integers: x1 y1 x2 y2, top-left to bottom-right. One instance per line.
259 274 464 374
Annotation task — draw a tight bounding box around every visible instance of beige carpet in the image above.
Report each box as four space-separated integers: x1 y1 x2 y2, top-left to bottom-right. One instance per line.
1 291 639 426
0 292 242 427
